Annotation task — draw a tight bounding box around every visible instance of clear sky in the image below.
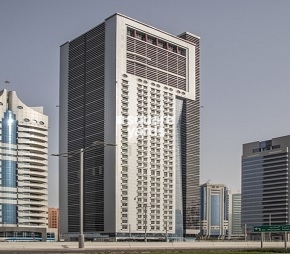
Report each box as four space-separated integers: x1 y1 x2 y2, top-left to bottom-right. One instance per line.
1 0 290 207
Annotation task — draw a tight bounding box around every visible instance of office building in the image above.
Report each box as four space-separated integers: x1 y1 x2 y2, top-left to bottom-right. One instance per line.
228 191 243 237
200 183 229 238
0 89 48 241
242 135 290 234
59 13 200 240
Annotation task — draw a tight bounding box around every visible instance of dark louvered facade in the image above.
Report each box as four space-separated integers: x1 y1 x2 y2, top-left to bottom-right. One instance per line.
178 33 200 232
67 23 106 233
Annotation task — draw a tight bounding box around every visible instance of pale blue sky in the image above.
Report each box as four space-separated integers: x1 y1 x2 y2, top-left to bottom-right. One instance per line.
1 0 290 207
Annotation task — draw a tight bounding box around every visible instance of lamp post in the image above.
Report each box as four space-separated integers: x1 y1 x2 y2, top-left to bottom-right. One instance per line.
144 203 148 243
135 197 149 243
143 203 154 242
165 220 168 242
269 213 271 242
52 140 116 248
79 148 84 248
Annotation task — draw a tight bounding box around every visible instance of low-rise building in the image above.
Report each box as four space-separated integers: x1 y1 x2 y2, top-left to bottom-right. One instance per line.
200 183 228 238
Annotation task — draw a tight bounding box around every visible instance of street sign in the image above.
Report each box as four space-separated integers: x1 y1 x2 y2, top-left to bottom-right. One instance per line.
254 225 290 232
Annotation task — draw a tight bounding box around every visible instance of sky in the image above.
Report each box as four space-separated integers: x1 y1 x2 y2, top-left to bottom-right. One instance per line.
1 0 290 207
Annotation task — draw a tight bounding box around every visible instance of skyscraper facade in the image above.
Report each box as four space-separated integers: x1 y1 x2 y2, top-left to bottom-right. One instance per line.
59 13 200 240
0 89 48 241
242 135 290 234
228 191 243 237
200 183 229 238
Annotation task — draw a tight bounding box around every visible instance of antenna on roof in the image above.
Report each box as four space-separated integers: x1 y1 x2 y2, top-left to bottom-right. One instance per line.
4 80 10 90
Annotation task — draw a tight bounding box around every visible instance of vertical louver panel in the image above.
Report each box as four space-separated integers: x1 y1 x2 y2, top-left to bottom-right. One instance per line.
126 30 186 90
67 22 106 233
178 33 201 232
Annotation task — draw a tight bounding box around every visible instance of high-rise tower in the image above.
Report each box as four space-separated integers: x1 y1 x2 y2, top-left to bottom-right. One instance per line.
242 135 290 237
228 191 243 238
59 13 200 240
0 89 48 241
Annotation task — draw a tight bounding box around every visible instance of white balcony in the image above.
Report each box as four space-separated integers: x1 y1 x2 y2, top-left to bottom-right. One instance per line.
18 176 47 184
18 181 47 190
19 206 46 212
18 145 48 154
17 151 47 160
17 193 47 201
18 188 47 195
18 164 47 171
18 218 47 224
18 157 47 166
18 170 47 179
17 199 47 207
18 126 47 136
18 211 47 217
18 141 47 149
18 132 48 142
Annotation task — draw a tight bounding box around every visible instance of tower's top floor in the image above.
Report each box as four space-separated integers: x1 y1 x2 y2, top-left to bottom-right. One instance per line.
61 13 200 101
63 12 200 46
242 135 290 157
0 89 48 129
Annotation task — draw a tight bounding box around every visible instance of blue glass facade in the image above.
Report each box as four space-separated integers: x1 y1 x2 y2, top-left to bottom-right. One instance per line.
200 184 228 237
211 195 220 226
2 204 17 224
2 111 17 144
1 160 17 188
1 110 18 224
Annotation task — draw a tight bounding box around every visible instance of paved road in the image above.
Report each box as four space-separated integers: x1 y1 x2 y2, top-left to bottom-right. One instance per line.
0 241 288 253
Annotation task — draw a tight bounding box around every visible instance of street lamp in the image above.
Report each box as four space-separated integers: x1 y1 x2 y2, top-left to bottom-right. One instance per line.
165 221 168 242
144 204 168 242
143 203 148 243
52 140 116 248
142 203 153 242
134 196 150 243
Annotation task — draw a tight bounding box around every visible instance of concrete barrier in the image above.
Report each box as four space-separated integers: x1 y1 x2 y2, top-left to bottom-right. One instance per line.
0 240 288 253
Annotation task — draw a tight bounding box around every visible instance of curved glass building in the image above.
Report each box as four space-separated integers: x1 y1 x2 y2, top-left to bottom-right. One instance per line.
0 89 48 241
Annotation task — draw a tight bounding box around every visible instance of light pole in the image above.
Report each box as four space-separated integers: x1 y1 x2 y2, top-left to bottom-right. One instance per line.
79 148 84 248
52 140 116 248
269 213 271 242
165 220 168 242
144 204 147 243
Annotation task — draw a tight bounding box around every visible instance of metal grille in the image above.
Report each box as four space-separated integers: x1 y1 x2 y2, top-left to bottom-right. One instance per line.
126 32 187 90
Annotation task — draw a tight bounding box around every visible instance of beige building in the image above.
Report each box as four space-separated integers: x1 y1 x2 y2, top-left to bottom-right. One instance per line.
48 208 59 229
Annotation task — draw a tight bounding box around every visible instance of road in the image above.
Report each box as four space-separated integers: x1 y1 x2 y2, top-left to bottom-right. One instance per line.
0 241 288 253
